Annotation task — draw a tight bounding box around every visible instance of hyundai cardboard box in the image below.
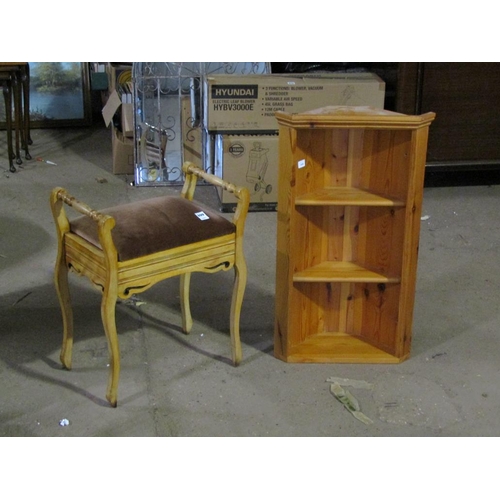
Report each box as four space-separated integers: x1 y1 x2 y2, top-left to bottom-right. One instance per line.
204 73 385 133
214 134 279 212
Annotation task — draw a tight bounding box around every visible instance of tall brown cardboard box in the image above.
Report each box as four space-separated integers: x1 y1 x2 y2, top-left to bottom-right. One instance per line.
102 90 134 138
111 126 134 174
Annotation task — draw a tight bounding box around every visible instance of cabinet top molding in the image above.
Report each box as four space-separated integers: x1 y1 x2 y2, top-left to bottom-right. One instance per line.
275 106 436 130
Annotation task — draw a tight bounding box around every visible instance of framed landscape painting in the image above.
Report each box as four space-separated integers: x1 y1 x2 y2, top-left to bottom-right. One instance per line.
27 62 92 127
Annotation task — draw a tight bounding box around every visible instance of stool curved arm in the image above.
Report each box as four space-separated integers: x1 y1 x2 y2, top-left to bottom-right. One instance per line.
50 162 250 407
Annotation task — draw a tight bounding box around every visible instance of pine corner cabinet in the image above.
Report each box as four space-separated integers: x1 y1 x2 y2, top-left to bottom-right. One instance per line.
274 106 435 364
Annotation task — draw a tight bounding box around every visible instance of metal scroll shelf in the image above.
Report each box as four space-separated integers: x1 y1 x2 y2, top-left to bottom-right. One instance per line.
133 62 271 186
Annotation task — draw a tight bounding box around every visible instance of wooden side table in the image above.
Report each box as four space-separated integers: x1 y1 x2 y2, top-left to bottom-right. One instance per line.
0 62 31 172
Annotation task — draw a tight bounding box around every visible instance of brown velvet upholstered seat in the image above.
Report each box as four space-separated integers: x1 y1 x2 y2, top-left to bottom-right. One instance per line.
50 162 250 407
70 196 236 261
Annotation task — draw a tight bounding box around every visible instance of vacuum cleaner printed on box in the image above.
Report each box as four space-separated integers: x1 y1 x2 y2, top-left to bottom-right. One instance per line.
204 73 385 133
214 134 279 211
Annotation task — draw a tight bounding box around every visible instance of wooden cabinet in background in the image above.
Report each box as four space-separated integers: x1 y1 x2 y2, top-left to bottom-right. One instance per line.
274 106 435 363
397 62 500 170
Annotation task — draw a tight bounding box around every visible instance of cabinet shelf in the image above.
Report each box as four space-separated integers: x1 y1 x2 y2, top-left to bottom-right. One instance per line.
292 261 400 283
295 187 405 207
286 332 403 364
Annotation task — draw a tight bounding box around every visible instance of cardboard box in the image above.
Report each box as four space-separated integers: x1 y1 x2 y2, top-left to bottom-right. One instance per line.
204 73 385 133
102 89 134 137
111 126 134 175
214 134 279 212
121 102 133 137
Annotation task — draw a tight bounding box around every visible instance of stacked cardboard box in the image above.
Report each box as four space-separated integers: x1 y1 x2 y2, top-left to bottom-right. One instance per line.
101 63 134 174
199 73 386 211
214 134 278 212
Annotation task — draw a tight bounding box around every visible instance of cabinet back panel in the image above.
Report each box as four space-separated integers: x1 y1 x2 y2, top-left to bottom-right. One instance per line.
357 206 405 278
295 205 349 268
292 282 342 341
353 283 400 354
295 129 350 192
359 129 412 199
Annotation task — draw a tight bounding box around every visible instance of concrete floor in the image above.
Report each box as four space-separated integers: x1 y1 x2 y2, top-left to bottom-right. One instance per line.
1 122 500 437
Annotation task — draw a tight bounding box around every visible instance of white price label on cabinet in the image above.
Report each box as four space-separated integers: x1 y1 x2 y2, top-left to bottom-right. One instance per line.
298 159 306 169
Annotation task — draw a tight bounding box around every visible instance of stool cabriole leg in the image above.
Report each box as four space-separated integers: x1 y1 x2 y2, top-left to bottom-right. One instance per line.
230 255 247 366
180 272 193 334
98 216 121 407
101 289 120 407
50 189 74 370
